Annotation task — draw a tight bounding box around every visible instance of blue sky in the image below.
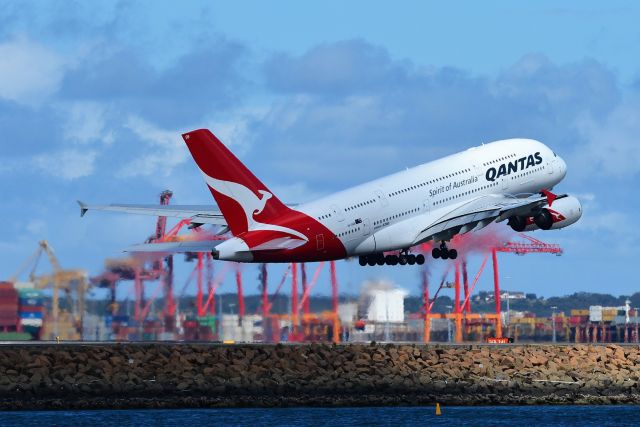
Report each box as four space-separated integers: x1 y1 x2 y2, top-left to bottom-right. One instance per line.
1 1 639 302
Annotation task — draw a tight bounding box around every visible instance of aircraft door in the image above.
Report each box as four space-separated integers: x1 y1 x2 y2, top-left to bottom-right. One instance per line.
374 190 389 207
330 204 345 221
422 197 430 214
472 163 483 178
502 176 509 191
361 218 371 236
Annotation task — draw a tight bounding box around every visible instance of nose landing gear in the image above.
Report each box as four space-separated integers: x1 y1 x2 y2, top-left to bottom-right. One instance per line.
431 241 457 260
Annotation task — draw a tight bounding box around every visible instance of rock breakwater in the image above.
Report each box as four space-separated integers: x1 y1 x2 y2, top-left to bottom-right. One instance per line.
1 343 639 409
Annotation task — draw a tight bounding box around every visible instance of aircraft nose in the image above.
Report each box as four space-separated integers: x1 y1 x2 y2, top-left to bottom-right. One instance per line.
556 156 567 179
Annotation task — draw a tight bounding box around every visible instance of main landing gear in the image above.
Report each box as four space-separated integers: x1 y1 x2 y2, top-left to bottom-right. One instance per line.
359 252 425 266
431 241 457 260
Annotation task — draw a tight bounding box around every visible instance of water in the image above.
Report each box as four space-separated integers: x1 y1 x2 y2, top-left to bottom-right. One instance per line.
0 406 638 426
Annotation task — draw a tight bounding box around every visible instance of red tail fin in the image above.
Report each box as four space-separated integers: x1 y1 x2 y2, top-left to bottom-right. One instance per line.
182 129 291 236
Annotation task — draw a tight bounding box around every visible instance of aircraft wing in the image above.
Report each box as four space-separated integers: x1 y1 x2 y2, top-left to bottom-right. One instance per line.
126 236 307 255
413 193 550 244
78 201 227 225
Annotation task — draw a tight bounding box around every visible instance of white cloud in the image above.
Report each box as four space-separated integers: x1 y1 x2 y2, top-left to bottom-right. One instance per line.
205 116 252 153
569 193 638 255
0 36 66 105
118 116 187 177
25 219 46 235
573 95 640 177
31 149 97 180
200 105 270 154
571 193 629 234
576 210 630 234
62 101 113 145
117 107 268 178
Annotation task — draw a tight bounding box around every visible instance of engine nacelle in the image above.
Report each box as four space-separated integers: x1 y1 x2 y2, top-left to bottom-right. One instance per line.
508 195 582 232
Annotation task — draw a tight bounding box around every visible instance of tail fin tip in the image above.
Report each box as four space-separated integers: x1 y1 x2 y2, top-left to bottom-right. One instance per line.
181 127 290 236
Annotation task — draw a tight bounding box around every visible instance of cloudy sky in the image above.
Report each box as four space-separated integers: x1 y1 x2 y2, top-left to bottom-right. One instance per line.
1 1 639 301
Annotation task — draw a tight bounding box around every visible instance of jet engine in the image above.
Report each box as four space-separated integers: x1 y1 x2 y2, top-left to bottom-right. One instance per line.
508 195 582 232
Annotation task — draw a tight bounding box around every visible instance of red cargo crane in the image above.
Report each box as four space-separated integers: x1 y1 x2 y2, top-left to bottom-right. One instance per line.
419 232 562 343
261 261 340 344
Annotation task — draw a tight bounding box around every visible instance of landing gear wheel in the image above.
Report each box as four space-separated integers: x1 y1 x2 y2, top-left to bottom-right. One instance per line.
376 255 385 266
367 258 377 266
433 241 457 261
398 255 408 266
407 255 416 265
416 254 425 265
359 256 367 266
385 255 397 265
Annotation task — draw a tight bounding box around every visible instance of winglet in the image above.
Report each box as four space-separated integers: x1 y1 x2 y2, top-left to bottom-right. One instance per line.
77 200 88 217
541 189 557 206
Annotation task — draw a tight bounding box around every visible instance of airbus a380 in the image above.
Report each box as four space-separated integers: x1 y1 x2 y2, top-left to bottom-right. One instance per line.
80 129 582 266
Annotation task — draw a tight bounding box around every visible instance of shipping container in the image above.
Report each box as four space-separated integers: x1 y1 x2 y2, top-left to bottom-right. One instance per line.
158 332 176 341
21 318 43 327
0 285 17 297
19 311 43 319
18 297 44 306
17 290 43 299
0 284 18 327
589 306 603 322
568 316 588 325
571 309 589 316
0 320 18 328
13 281 36 290
17 305 43 313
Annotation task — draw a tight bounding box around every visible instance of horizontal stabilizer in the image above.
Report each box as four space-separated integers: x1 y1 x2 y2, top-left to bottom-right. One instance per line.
78 203 227 225
125 240 222 253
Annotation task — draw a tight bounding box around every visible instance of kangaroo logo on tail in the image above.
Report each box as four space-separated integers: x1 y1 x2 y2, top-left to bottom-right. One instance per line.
202 173 309 242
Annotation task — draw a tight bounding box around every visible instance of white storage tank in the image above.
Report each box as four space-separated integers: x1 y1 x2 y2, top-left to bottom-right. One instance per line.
358 279 408 323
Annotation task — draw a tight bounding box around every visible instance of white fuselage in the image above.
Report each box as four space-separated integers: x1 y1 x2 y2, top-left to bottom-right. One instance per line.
297 138 567 256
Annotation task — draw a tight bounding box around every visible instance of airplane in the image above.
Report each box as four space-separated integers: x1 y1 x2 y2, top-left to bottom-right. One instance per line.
79 129 582 266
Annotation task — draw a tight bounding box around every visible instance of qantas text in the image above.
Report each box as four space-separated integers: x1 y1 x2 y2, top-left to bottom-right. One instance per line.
485 152 543 182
